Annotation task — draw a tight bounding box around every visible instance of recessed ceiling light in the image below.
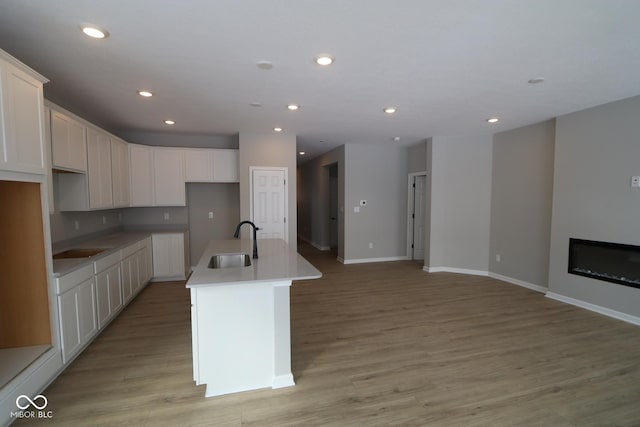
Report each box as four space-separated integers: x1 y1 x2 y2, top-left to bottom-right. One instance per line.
250 101 262 107
528 77 545 84
384 107 397 114
81 25 109 39
164 120 175 125
315 55 334 66
287 104 300 111
393 136 400 142
273 127 283 132
486 117 499 123
299 151 306 155
257 61 273 70
138 90 153 97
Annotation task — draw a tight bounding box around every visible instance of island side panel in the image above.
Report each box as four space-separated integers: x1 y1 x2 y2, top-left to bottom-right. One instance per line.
194 283 275 397
272 281 295 388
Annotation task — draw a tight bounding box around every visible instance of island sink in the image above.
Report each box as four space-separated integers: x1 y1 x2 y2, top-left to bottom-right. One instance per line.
208 253 252 269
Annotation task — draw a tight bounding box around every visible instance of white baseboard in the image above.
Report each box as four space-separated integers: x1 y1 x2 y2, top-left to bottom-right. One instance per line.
337 256 345 264
423 266 488 276
488 272 548 294
342 256 409 265
272 373 295 389
545 292 640 326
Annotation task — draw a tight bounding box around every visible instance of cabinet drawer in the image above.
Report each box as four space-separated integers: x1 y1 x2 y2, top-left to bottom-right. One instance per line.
93 251 121 274
55 264 93 294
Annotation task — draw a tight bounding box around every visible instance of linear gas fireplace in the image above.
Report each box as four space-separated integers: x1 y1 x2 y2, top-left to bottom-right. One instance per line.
568 238 640 289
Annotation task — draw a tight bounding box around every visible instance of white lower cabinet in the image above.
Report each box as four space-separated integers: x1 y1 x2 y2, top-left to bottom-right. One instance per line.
152 232 189 281
94 250 123 330
55 236 153 367
55 264 98 364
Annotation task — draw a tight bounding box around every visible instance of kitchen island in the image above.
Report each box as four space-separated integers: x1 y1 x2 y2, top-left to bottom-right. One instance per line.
186 239 322 397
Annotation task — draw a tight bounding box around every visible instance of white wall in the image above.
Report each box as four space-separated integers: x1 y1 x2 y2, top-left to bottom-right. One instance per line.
428 135 493 273
548 95 640 317
239 132 297 251
489 120 555 287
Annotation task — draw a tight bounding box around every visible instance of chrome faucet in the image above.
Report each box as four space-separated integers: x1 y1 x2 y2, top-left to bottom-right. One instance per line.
233 221 261 259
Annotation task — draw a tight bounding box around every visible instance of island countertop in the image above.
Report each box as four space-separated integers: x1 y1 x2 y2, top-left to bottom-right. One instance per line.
186 238 322 288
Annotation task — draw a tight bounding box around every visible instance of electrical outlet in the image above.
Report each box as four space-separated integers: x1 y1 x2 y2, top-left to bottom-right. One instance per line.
496 254 501 262
208 211 214 219
74 220 80 231
102 216 106 225
369 242 373 249
354 206 360 213
632 176 640 188
118 213 122 221
163 212 170 220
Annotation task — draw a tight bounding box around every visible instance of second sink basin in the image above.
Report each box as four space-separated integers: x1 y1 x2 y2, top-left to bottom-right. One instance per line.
208 253 252 269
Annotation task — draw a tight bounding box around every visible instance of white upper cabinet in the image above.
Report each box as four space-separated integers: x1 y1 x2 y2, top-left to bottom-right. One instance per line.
86 127 113 209
153 147 185 206
51 109 87 173
129 143 154 207
184 148 239 183
0 50 48 175
110 137 130 208
213 149 239 182
184 148 214 182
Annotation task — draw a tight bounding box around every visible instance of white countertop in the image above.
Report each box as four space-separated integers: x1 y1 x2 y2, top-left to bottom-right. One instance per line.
186 239 322 288
51 229 187 277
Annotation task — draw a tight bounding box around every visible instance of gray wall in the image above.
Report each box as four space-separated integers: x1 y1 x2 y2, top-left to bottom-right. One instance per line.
239 132 297 251
297 146 345 258
186 183 240 264
548 95 640 316
343 144 408 261
117 131 238 149
49 206 123 244
489 120 555 287
428 135 493 272
121 207 188 227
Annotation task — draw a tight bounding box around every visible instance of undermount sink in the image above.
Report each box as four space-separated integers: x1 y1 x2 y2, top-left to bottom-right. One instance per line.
208 253 252 269
53 248 106 260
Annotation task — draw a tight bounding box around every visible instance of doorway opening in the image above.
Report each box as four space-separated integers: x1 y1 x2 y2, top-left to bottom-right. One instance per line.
406 172 427 261
328 164 338 251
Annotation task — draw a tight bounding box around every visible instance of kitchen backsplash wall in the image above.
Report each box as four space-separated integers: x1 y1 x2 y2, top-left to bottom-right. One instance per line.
49 208 123 244
121 207 189 227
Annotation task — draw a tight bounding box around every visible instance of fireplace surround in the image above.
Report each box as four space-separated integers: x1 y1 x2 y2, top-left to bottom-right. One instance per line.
568 238 640 289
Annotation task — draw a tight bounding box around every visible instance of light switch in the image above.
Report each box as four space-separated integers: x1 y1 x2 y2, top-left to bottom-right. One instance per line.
163 212 170 220
208 211 214 219
354 206 360 213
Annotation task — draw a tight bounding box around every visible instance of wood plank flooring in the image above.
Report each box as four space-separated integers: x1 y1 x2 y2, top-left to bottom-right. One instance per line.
14 244 640 426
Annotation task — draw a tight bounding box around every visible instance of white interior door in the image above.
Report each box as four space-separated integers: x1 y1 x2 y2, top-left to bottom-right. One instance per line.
412 175 426 260
252 168 287 240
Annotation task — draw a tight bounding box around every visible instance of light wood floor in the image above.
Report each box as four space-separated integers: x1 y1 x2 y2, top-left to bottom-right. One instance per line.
15 244 640 426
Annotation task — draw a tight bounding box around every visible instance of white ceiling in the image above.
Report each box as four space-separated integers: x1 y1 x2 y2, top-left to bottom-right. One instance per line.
1 0 639 161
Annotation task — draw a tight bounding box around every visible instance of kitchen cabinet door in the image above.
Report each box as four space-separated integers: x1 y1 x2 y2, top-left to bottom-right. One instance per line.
212 149 239 182
0 53 47 175
87 127 113 209
76 277 98 347
153 148 185 206
51 109 87 172
111 137 130 207
121 255 133 303
152 232 187 280
129 143 154 206
58 287 81 364
58 277 97 364
96 264 122 329
184 148 214 182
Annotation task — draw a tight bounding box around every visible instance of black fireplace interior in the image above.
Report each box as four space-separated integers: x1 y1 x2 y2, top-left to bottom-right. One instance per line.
568 238 640 289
